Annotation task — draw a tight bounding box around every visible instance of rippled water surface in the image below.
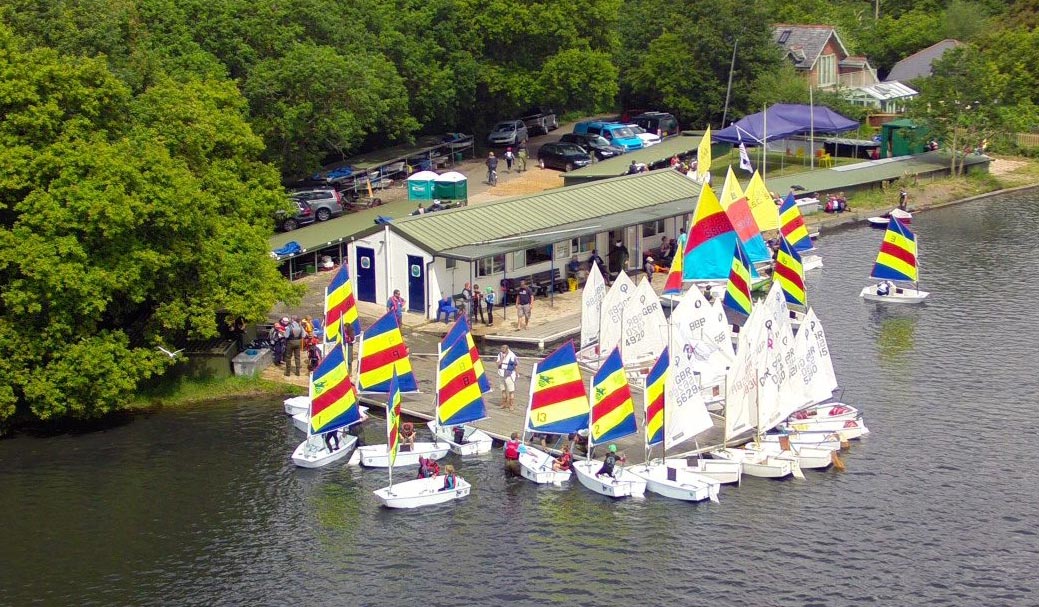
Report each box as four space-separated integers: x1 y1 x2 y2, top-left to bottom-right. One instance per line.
3 193 1039 606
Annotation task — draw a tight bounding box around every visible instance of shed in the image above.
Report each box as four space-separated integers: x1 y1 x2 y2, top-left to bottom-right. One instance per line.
407 171 439 200
433 171 468 201
880 119 930 158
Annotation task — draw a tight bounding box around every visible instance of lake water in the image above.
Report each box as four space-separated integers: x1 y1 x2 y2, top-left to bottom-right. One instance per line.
3 192 1039 606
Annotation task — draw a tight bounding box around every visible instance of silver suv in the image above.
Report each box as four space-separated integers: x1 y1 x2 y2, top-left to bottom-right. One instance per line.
289 187 345 222
486 120 529 147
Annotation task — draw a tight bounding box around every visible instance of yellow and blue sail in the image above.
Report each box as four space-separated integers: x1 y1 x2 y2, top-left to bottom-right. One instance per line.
441 317 491 393
871 217 918 282
590 348 638 445
386 370 402 468
779 192 812 251
358 311 417 393
527 341 588 435
324 264 361 343
437 337 487 427
644 348 668 447
309 343 361 435
774 237 807 307
723 240 754 316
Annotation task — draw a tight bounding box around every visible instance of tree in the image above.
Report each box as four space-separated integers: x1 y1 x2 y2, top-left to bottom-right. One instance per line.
0 25 299 428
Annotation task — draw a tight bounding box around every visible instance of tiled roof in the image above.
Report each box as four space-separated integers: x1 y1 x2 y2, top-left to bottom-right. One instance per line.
885 39 964 82
772 24 848 69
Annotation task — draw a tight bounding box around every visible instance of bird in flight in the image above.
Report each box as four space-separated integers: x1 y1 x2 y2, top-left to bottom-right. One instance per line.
157 346 184 358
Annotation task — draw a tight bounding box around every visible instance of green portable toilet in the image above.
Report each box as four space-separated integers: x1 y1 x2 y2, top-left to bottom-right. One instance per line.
407 170 438 200
881 119 929 158
433 171 468 201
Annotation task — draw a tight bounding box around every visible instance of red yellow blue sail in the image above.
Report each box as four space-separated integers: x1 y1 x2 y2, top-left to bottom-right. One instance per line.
774 237 807 307
527 341 588 435
870 217 918 282
437 337 487 427
358 312 417 393
644 348 668 447
440 317 491 394
309 343 361 435
386 370 402 468
779 192 812 251
589 347 638 445
662 247 684 295
683 182 758 281
723 240 754 316
324 264 361 343
719 167 771 263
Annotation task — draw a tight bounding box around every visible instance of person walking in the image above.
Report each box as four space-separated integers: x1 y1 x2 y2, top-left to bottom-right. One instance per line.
496 345 518 411
471 283 485 325
386 289 406 325
516 143 528 172
484 286 496 326
515 280 533 330
284 315 304 377
504 147 515 173
898 187 909 211
486 152 499 186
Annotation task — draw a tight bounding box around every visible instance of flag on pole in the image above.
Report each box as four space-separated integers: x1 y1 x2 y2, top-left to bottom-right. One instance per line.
737 132 753 174
696 126 712 183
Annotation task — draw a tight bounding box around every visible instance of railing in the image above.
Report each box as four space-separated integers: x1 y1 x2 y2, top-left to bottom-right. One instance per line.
1016 133 1039 148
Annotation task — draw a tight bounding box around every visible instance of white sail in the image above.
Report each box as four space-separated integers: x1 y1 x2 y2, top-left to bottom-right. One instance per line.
798 308 838 403
755 314 803 432
669 288 730 402
580 263 607 349
707 297 736 363
776 317 808 420
723 329 758 439
619 277 668 366
598 271 636 356
664 366 713 450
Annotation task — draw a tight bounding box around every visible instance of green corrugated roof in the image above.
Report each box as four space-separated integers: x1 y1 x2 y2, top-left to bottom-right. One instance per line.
386 169 700 259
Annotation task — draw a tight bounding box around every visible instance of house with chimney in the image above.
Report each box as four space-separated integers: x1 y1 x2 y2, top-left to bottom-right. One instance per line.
773 24 879 90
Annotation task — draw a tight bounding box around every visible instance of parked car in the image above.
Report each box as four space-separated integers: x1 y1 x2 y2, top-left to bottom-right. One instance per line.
537 142 593 172
276 199 316 232
290 187 345 222
486 120 529 146
520 108 559 135
559 132 625 160
632 112 679 138
625 124 662 147
573 121 644 152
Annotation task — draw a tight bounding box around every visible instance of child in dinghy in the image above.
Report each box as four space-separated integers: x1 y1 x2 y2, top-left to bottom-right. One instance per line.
439 465 458 491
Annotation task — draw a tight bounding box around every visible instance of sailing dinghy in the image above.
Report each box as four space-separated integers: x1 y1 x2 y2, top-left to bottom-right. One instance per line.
519 342 588 485
571 348 647 498
779 191 823 271
628 349 721 502
284 396 310 417
291 344 365 468
373 371 471 509
426 320 493 455
860 217 928 303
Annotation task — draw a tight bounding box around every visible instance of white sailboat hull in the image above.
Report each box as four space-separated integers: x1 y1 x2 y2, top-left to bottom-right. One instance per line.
373 476 471 509
760 432 842 450
860 285 929 303
291 434 358 468
664 457 743 485
709 448 793 479
518 446 572 485
572 460 646 498
354 443 450 468
284 396 310 416
291 411 310 433
802 254 823 271
628 463 720 502
788 402 860 424
781 418 870 440
425 421 493 456
741 443 834 470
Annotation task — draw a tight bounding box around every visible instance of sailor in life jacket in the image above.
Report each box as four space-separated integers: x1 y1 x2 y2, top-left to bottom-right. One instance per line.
504 432 522 461
439 465 458 492
595 444 625 478
876 280 892 296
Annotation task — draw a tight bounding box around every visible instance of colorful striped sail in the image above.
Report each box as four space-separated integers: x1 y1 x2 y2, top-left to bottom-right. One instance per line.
722 241 754 316
386 370 402 469
324 264 361 343
440 317 491 393
437 337 486 427
358 312 417 393
682 181 758 281
774 237 807 307
870 217 918 282
309 343 361 435
779 192 812 251
644 348 668 447
745 170 781 231
589 348 638 445
662 246 684 295
696 126 712 183
526 341 588 435
719 166 771 263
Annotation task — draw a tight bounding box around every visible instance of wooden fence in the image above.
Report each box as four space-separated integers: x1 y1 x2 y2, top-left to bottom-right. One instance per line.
1016 133 1039 148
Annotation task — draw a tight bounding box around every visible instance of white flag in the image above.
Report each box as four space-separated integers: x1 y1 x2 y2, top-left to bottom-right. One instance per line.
738 137 753 175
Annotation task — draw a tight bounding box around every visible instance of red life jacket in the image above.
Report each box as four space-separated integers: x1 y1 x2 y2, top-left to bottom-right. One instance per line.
504 439 520 460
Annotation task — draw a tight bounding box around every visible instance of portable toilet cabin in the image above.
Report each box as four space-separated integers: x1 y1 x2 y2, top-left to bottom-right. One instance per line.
407 171 439 200
433 171 468 202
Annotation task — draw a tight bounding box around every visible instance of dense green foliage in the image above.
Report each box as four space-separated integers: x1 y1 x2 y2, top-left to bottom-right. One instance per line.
2 0 1038 428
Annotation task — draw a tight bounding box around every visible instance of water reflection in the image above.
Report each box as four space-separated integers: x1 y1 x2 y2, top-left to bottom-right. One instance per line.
870 308 918 365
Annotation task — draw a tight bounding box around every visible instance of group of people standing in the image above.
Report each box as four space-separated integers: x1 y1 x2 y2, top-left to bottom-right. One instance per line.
271 315 317 377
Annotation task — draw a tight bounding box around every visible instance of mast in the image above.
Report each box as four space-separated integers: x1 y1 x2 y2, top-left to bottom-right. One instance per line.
585 375 594 462
522 360 538 443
